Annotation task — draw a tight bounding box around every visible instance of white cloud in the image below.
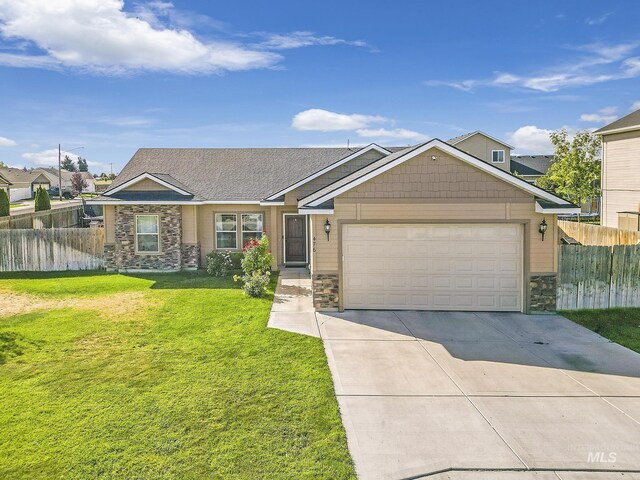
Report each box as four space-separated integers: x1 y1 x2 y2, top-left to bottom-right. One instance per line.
586 12 613 26
506 126 555 154
292 109 388 132
580 106 618 124
256 31 367 50
21 148 109 170
427 42 640 93
632 101 640 111
356 128 428 142
0 135 16 146
0 0 280 74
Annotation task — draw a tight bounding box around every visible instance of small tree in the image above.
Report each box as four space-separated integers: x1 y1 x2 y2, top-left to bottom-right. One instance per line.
71 171 88 193
536 129 601 221
77 157 88 172
34 186 51 211
61 155 77 172
0 189 9 217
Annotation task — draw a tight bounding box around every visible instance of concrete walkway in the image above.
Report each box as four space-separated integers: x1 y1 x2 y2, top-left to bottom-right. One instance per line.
267 268 319 338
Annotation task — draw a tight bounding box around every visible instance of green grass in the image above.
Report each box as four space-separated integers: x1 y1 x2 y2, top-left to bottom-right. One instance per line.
561 308 640 353
0 271 355 479
9 203 24 208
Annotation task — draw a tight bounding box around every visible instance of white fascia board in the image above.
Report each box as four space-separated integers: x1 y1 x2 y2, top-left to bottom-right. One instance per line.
259 201 285 206
202 200 261 205
596 125 640 136
301 139 571 208
104 173 192 196
297 208 334 215
263 144 391 201
535 201 581 215
450 131 515 150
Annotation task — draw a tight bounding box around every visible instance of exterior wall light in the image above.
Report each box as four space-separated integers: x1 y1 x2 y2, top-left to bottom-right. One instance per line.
324 218 331 241
539 219 548 241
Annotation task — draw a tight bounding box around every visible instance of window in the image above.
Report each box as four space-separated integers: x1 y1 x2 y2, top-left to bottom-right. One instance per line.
215 213 237 249
136 215 159 253
492 150 505 163
241 213 264 246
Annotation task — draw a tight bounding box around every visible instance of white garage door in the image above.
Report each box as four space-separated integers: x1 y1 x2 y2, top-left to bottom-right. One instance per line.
10 187 32 203
342 224 523 311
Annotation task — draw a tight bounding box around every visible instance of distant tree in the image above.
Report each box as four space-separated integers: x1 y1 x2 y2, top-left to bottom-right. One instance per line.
0 189 9 217
77 157 88 172
536 129 601 222
108 173 116 180
71 171 88 193
61 155 77 172
34 186 51 212
99 172 108 180
0 160 7 168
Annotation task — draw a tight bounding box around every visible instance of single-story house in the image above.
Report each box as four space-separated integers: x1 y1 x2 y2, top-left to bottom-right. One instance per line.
90 138 579 313
94 179 113 193
0 168 50 202
36 168 96 193
595 108 640 229
510 155 554 183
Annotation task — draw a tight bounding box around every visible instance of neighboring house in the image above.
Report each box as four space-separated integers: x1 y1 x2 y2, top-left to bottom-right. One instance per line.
91 139 578 314
447 131 513 171
80 172 96 193
509 155 554 183
595 108 640 229
36 167 75 190
0 171 11 201
0 168 50 202
94 179 113 193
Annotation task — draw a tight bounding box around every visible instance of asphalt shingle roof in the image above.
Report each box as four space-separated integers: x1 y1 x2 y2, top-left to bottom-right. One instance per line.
595 108 640 134
509 155 554 176
106 147 402 201
0 168 50 185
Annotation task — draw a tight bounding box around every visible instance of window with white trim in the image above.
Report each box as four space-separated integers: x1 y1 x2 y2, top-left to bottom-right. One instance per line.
241 213 263 246
136 215 160 253
492 150 505 163
215 213 237 249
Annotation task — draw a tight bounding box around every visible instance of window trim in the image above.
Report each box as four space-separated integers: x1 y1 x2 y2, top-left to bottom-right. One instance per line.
135 214 160 255
215 213 238 250
491 149 505 163
241 213 264 247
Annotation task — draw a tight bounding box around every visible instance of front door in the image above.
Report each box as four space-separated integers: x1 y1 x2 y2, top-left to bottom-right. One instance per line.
284 215 307 264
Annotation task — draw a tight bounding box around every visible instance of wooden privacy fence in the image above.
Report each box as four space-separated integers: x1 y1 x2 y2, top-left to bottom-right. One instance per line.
557 244 640 310
558 220 640 246
0 228 105 272
0 205 82 230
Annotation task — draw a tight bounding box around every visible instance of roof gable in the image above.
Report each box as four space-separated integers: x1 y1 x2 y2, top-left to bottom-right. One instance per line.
595 108 640 135
447 131 514 150
105 172 193 196
298 139 572 208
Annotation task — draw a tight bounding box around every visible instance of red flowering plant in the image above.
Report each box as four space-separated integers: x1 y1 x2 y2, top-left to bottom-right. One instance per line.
234 233 273 297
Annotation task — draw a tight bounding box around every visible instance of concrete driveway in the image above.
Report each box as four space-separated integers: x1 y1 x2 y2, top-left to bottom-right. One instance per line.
317 310 640 479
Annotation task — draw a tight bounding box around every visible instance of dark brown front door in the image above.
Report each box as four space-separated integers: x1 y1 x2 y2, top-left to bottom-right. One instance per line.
285 215 307 263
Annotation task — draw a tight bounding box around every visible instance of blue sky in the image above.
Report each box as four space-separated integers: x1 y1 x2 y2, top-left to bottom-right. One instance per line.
0 0 639 173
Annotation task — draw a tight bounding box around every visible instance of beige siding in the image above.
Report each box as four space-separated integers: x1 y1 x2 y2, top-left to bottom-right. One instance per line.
601 130 640 227
284 149 385 205
454 134 512 172
122 178 171 191
342 148 529 200
104 205 115 243
196 205 278 265
182 205 198 244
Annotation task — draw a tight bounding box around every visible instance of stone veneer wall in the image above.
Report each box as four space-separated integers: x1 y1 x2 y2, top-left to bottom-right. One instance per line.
107 205 182 271
529 274 557 313
312 273 339 310
181 243 201 270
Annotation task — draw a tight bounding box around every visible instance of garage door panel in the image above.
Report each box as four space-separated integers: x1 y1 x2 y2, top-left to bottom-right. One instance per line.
343 224 523 312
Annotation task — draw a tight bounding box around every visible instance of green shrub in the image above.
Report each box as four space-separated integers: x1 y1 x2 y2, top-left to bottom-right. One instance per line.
229 252 244 270
206 251 233 277
234 233 273 298
34 187 51 212
0 189 9 217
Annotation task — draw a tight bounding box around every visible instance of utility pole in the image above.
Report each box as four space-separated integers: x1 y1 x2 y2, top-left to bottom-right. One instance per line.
58 143 62 201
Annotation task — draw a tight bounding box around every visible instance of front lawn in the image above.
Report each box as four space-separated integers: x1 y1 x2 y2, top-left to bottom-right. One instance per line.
0 271 354 479
561 308 640 353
